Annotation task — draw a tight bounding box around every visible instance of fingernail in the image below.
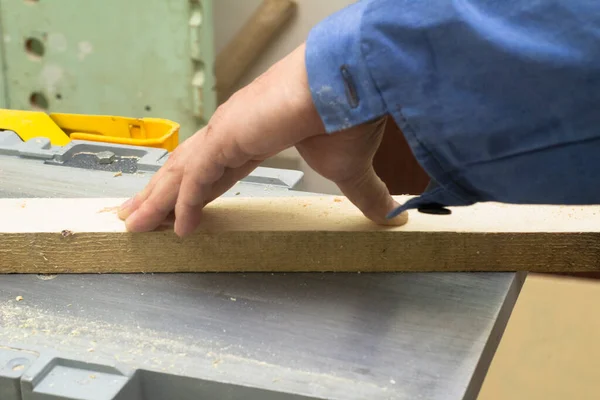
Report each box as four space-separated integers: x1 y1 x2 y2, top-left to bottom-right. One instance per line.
386 205 403 220
120 198 133 211
124 210 138 231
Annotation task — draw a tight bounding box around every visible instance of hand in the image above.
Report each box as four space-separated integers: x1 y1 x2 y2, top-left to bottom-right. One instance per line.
118 43 407 237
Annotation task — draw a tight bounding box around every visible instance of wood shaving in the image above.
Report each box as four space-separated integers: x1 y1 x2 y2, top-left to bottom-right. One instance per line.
98 206 118 214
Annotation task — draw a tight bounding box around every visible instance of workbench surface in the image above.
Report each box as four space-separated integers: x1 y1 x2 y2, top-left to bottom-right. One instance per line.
0 154 523 399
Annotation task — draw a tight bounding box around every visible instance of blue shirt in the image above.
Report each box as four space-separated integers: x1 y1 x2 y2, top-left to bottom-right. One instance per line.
304 0 600 218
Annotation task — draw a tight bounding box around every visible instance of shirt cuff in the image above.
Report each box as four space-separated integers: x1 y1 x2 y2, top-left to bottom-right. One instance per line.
304 1 387 133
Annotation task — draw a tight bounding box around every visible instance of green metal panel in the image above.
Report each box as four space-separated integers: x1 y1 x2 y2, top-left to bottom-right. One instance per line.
0 2 7 108
0 0 215 140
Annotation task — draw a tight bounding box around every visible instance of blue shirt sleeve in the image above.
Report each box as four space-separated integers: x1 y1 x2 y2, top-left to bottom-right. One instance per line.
305 0 600 216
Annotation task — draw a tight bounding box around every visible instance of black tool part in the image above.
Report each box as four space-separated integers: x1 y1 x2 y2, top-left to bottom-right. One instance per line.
418 203 452 215
418 179 452 215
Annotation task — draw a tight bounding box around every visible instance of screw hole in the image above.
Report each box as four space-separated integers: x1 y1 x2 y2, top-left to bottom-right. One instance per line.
29 92 49 111
145 105 151 112
8 357 30 372
55 93 62 100
24 37 45 60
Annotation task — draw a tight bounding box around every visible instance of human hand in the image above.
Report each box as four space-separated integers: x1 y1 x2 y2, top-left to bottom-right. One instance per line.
118 43 407 237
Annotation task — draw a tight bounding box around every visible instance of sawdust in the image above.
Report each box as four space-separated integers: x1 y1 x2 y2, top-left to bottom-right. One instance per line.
71 152 139 160
0 302 389 396
0 301 206 370
37 274 57 281
97 206 118 214
113 171 123 177
71 151 98 157
15 296 23 302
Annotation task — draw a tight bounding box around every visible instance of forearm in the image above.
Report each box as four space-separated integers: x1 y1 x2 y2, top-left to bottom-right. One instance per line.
305 0 600 211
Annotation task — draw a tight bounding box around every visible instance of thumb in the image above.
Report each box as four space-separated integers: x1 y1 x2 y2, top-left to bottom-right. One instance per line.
336 166 408 226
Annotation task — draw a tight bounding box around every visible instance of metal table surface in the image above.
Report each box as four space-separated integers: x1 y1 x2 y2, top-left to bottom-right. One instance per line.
0 155 523 399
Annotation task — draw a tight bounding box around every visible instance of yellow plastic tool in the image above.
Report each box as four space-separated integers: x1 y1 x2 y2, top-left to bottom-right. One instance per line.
0 109 180 151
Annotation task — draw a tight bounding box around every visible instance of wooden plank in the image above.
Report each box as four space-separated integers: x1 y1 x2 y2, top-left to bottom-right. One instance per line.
477 274 600 400
1 196 600 273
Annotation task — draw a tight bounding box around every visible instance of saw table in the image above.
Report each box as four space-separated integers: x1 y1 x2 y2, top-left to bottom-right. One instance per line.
0 133 524 399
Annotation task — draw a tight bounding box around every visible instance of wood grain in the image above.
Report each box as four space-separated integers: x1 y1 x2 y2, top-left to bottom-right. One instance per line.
477 274 600 400
2 196 600 273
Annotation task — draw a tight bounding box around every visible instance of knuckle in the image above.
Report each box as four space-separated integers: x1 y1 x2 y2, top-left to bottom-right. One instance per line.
362 190 388 216
165 156 183 174
179 181 204 207
175 200 196 217
336 164 370 187
206 105 228 136
208 147 229 168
